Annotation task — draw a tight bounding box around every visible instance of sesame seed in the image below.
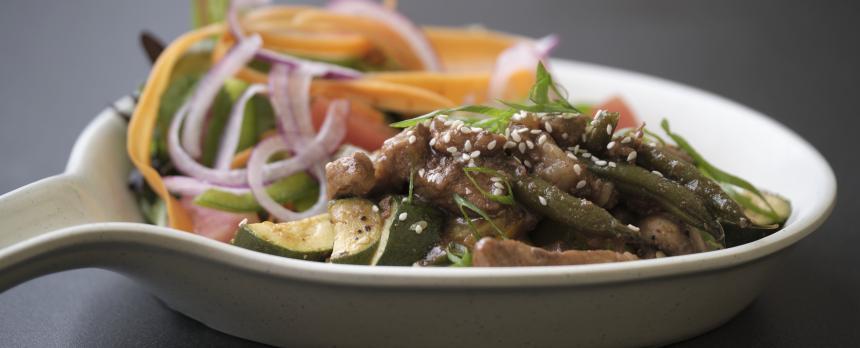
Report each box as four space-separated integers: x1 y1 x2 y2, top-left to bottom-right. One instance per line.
621 136 632 144
408 135 417 144
538 134 547 145
567 152 578 160
582 152 591 158
573 164 582 175
505 127 511 138
471 127 482 132
444 120 453 126
491 176 502 182
464 140 472 152
517 128 529 134
462 153 471 161
606 124 613 135
467 160 476 167
464 187 472 194
573 145 580 153
402 197 408 203
460 126 471 134
627 224 640 232
504 141 516 149
511 131 522 142
545 121 553 133
493 182 504 189
539 196 548 206
398 212 408 221
594 109 606 118
492 188 503 196
655 251 667 258
530 129 541 134
447 146 457 154
372 205 380 213
417 220 428 229
487 139 497 150
576 180 587 189
526 140 535 149
595 160 608 166
608 161 617 168
607 141 616 150
429 138 437 146
470 150 481 158
406 130 414 136
414 225 424 234
518 142 527 154
652 170 664 177
562 133 569 139
627 151 638 162
524 160 532 168
582 134 587 142
418 168 425 177
443 133 451 143
635 130 643 138
238 218 248 227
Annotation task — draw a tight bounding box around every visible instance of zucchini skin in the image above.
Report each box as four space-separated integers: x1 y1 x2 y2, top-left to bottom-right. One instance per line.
232 217 333 261
375 198 444 266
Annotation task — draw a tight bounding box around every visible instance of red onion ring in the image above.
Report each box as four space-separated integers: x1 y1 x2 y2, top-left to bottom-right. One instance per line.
163 175 250 197
181 34 262 158
269 64 316 152
214 83 268 170
488 34 559 101
327 0 441 71
229 0 362 79
167 91 347 186
247 100 349 221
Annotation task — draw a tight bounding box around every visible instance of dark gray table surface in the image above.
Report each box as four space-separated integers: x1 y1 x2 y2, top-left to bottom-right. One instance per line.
1 0 858 347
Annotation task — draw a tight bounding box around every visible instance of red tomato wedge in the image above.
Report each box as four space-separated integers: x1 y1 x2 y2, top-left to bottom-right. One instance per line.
311 98 397 151
596 96 639 129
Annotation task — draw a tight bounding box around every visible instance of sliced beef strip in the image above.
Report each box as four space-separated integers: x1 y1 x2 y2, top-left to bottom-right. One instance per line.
472 238 638 267
415 155 526 216
638 213 696 256
372 123 432 192
325 151 376 198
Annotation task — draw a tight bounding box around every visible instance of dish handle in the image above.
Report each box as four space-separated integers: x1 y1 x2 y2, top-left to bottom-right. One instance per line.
0 174 106 250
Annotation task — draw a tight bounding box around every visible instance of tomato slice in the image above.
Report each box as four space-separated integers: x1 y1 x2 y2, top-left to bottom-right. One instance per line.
596 96 639 129
311 98 397 151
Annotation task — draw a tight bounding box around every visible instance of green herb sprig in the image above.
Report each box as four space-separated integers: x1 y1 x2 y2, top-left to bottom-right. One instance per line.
390 62 581 133
446 242 473 267
453 193 507 240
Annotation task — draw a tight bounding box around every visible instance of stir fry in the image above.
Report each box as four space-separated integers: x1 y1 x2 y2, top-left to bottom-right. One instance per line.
128 0 790 267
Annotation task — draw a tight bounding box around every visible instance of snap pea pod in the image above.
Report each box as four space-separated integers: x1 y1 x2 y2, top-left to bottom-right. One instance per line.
513 176 640 240
588 163 725 243
193 173 318 213
636 144 749 227
584 111 620 154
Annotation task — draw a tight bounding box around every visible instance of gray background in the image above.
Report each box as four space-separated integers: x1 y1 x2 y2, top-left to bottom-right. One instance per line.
1 0 858 346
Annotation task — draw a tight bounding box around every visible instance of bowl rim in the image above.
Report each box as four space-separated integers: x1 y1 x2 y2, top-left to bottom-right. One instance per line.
35 58 837 288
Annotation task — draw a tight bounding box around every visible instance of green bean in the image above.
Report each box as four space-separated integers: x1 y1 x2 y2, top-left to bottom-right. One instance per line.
636 144 749 227
193 173 318 213
584 111 620 154
513 176 640 240
588 162 725 243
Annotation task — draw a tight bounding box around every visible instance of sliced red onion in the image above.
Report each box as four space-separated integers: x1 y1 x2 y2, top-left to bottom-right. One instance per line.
214 83 268 170
488 34 559 101
163 175 250 197
167 94 347 186
181 34 263 158
327 0 441 71
228 0 362 79
269 65 316 151
246 100 349 221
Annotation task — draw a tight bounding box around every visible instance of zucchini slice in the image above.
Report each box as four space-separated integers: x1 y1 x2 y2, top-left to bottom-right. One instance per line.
735 190 792 226
232 215 335 261
371 196 444 266
329 198 383 264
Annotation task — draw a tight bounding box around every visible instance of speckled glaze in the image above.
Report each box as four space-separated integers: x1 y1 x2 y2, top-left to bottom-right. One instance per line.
0 60 836 348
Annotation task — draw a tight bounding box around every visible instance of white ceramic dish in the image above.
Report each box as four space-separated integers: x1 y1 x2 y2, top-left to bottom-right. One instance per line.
0 59 835 347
